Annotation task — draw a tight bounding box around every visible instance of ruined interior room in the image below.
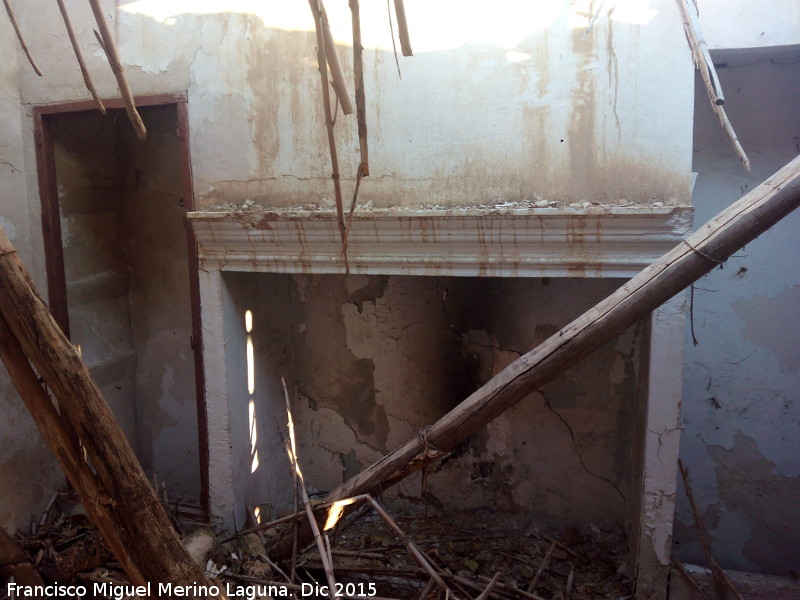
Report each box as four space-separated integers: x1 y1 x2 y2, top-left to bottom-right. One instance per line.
0 1 798 600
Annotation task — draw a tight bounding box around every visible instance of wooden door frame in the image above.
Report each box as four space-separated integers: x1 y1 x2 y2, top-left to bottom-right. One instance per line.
33 93 210 520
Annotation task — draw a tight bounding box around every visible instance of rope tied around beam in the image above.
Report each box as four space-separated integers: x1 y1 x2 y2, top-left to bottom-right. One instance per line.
683 239 725 265
417 425 444 455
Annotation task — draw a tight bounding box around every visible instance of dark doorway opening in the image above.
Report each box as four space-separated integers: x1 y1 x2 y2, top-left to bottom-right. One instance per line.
33 95 209 520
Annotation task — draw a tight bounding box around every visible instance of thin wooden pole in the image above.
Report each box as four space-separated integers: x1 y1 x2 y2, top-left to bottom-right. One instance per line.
0 226 217 594
2 0 42 76
308 0 346 243
678 460 745 600
675 0 749 170
315 0 354 115
271 154 800 559
393 0 413 56
350 0 369 176
87 0 146 140
56 0 105 114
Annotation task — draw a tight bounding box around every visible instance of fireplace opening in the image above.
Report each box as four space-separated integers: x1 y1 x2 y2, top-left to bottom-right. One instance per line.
221 272 642 530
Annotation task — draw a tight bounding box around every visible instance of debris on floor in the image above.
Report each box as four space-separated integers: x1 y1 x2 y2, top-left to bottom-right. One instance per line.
1 491 633 600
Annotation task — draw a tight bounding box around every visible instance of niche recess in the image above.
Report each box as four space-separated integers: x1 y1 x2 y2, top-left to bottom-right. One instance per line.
190 206 692 598
34 97 207 515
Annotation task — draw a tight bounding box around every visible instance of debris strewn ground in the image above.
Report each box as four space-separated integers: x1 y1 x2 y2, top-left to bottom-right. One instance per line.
1 490 635 600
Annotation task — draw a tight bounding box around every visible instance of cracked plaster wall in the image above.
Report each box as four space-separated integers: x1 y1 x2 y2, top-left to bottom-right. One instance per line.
674 55 800 576
222 273 643 531
12 0 693 211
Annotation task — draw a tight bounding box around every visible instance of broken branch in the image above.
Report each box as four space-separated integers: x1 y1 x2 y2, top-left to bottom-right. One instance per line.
283 392 338 598
678 460 744 600
526 541 555 593
350 0 369 176
2 0 42 76
308 0 346 244
87 0 146 141
315 0 353 115
675 0 749 169
56 0 105 114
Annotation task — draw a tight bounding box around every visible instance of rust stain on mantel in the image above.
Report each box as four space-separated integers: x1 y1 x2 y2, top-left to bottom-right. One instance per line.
187 206 694 279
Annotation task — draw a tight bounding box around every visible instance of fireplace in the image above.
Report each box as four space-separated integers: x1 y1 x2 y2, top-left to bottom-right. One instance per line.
189 206 691 597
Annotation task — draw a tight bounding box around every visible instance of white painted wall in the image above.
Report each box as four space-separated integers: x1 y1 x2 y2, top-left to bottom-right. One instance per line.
12 0 694 210
675 54 800 575
697 0 800 50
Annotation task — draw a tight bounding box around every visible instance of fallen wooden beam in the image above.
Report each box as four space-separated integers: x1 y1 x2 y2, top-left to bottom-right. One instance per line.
271 154 800 558
0 228 215 593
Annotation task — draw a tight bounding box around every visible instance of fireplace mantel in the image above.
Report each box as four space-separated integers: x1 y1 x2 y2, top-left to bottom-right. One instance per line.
191 204 691 600
188 206 693 278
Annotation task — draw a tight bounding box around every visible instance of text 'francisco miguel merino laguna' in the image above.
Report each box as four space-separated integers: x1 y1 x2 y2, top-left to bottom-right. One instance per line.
7 581 378 599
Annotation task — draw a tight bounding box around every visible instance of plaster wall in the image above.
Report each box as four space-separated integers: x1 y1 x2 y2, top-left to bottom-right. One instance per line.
696 0 800 50
674 55 800 575
0 16 63 533
222 273 643 530
13 0 694 210
52 108 200 501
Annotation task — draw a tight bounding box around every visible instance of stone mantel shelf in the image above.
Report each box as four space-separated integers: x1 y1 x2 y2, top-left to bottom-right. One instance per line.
188 206 693 278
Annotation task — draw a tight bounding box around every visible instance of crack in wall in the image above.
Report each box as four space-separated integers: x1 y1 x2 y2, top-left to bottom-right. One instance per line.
541 389 628 509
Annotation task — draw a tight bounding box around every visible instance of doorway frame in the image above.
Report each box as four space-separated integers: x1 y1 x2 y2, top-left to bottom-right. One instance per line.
32 93 210 520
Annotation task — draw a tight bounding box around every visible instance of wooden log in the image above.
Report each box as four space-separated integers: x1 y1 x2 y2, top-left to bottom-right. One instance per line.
87 0 147 141
0 314 138 582
271 155 800 559
56 0 105 114
0 228 216 595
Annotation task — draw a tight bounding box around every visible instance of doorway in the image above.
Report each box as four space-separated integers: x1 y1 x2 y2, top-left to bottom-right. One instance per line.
34 95 208 519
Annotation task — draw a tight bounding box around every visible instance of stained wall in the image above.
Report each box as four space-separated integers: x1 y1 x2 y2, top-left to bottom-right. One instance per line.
675 54 800 575
12 0 694 211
